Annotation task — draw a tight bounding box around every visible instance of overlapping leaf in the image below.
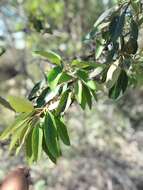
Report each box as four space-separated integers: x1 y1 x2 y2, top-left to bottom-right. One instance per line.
109 69 128 99
43 112 60 158
55 117 70 146
32 123 43 161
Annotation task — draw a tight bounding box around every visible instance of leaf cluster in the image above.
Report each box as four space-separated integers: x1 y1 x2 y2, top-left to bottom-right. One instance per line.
0 0 143 164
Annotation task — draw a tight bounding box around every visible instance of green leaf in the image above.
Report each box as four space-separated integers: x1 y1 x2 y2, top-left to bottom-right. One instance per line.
76 69 88 82
71 59 92 68
35 50 62 65
42 86 61 110
72 60 88 68
72 60 96 69
55 117 70 146
89 67 104 79
47 66 62 89
26 128 34 164
109 69 128 99
130 19 138 40
64 92 73 112
96 40 104 59
15 124 32 155
85 80 96 90
106 60 121 89
56 89 70 115
58 72 73 84
32 123 43 162
28 81 42 100
109 12 125 42
44 112 59 158
42 137 57 164
75 80 92 109
74 80 86 109
8 96 34 113
82 84 92 109
109 15 119 39
75 80 82 105
0 96 15 111
0 112 32 141
36 87 50 107
90 89 98 101
9 121 29 152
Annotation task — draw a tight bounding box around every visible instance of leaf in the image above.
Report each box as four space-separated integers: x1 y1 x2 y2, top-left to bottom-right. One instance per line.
74 80 86 109
82 84 92 109
56 137 62 157
72 60 104 69
32 123 43 162
90 89 98 101
44 112 59 158
109 15 120 38
85 80 96 90
42 137 57 164
74 80 82 105
0 112 32 141
58 72 73 84
55 117 70 146
8 96 34 113
109 69 128 99
9 121 29 152
94 7 115 28
72 60 89 68
76 69 88 82
64 92 73 112
75 81 92 109
130 19 138 40
36 87 50 107
15 124 32 155
28 81 42 100
109 12 125 42
35 50 62 65
26 128 34 164
0 96 15 111
56 89 70 115
96 40 104 59
43 86 61 108
89 67 104 79
47 66 62 89
106 60 121 89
